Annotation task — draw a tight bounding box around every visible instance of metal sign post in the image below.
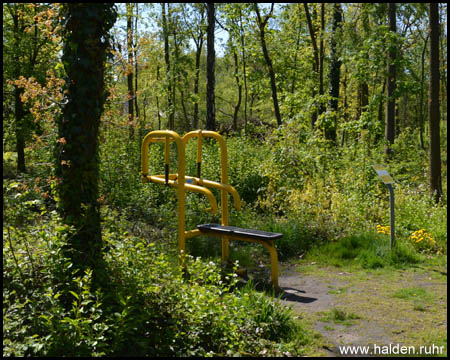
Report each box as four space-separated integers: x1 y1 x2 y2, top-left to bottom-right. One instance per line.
372 164 395 249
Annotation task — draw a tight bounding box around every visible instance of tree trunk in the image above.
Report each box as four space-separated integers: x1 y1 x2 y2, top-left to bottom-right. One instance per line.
126 3 134 137
239 7 248 133
326 3 343 144
359 5 370 124
161 3 174 129
289 12 301 119
14 86 26 173
171 4 179 131
134 4 140 124
156 64 161 130
375 80 386 144
428 3 442 203
58 3 116 287
304 3 319 128
385 3 396 156
254 3 282 127
206 3 216 131
319 3 325 116
419 35 429 150
193 38 203 129
233 48 242 131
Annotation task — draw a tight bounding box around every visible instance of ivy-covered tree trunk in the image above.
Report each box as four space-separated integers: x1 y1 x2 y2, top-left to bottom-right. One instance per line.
57 3 116 284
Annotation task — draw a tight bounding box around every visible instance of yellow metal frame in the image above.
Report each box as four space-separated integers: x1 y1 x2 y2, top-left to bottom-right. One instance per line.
141 129 279 287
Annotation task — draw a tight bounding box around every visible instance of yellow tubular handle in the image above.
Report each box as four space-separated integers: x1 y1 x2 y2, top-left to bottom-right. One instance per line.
145 175 218 214
189 177 241 211
182 130 230 199
141 130 181 178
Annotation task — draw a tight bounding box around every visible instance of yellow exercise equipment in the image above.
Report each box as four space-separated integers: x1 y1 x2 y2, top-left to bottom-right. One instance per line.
141 130 282 288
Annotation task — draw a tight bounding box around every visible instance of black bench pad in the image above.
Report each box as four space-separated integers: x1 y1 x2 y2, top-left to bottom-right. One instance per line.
197 223 283 241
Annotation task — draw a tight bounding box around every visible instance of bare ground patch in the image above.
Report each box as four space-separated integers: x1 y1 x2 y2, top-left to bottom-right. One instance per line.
274 262 447 357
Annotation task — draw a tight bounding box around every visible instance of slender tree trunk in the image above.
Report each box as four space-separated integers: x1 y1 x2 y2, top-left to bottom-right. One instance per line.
375 80 386 144
232 48 242 131
254 3 282 127
289 18 301 119
189 4 205 130
126 3 134 137
143 94 147 126
428 3 442 203
134 4 140 123
385 3 397 156
304 3 319 129
239 7 248 133
171 4 179 130
359 5 370 124
161 3 173 129
156 64 161 130
326 3 343 144
342 69 348 147
206 3 216 131
180 88 189 129
193 39 203 129
319 3 325 116
14 86 26 173
419 35 429 149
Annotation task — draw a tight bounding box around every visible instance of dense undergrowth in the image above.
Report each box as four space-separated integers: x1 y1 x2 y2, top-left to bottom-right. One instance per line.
3 121 447 356
3 185 306 356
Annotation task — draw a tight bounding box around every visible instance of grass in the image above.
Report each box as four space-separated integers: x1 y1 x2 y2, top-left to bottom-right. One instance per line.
305 232 424 270
319 307 361 326
392 287 434 301
392 287 436 312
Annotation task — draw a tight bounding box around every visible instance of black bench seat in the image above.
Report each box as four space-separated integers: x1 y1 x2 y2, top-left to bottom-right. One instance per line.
197 223 283 241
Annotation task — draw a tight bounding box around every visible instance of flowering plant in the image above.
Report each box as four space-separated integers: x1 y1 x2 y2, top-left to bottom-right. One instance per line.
376 224 390 235
409 229 438 253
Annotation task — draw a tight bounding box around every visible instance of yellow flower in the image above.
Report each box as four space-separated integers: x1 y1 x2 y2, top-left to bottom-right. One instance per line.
376 224 390 235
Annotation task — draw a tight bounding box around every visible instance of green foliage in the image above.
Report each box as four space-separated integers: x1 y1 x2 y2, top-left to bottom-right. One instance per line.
257 119 446 255
3 182 306 356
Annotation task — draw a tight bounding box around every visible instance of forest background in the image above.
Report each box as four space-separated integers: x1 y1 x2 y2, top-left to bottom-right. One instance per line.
3 3 447 357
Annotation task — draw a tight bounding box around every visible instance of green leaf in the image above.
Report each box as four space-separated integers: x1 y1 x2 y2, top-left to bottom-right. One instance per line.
69 291 79 300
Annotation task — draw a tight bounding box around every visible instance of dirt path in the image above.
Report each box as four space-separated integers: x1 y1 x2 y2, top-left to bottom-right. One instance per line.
273 262 447 357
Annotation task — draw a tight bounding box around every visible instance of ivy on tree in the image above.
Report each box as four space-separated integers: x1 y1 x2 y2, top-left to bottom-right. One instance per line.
57 3 117 286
